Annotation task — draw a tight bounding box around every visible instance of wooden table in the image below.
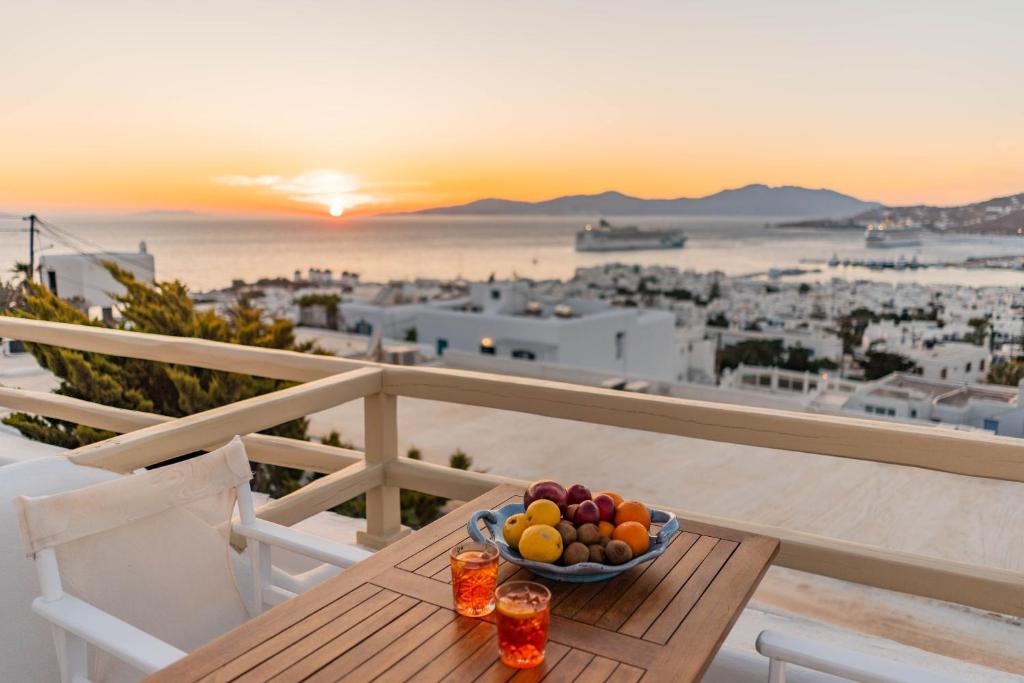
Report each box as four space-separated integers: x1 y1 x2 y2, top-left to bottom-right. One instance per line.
148 485 778 682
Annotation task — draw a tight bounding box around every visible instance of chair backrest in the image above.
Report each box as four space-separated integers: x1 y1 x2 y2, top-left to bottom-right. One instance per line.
16 438 255 681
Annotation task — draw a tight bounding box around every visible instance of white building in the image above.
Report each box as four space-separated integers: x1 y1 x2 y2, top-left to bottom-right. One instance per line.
835 373 1024 437
904 342 990 383
39 243 155 317
416 281 683 382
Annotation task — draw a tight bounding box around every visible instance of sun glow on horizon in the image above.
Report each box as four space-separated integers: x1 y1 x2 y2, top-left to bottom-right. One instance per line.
216 171 373 217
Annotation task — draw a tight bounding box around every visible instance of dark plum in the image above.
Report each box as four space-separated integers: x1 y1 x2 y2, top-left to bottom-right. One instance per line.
574 500 600 526
592 494 616 523
523 480 568 511
565 484 592 506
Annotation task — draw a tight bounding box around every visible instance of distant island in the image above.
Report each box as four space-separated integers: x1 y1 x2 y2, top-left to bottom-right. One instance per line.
776 191 1024 235
398 184 883 218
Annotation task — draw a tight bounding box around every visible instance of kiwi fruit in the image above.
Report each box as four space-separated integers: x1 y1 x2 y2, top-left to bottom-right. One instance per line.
562 542 590 565
576 523 600 545
555 521 577 547
605 540 633 565
588 544 607 564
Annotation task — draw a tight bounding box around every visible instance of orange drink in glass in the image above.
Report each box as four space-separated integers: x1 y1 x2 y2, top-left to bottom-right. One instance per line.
449 542 499 617
495 581 551 668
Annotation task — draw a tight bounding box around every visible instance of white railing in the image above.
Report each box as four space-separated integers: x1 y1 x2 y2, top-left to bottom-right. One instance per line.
0 317 1021 619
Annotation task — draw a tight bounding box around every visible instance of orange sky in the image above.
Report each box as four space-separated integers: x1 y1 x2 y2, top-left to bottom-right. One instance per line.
2 2 1022 218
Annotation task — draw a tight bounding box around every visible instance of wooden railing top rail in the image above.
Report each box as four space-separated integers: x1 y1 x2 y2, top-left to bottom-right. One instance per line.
0 386 363 474
69 367 382 472
4 317 1024 484
0 316 372 382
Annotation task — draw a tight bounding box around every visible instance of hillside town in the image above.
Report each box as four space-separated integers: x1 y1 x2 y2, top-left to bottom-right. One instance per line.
159 260 1023 439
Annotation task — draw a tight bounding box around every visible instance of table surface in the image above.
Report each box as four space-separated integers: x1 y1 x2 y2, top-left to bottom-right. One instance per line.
147 484 778 683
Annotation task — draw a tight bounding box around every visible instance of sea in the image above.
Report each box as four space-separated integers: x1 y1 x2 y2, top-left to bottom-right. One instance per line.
4 215 1024 292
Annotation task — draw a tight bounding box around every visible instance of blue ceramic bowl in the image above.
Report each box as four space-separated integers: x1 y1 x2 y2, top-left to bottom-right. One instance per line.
467 502 680 582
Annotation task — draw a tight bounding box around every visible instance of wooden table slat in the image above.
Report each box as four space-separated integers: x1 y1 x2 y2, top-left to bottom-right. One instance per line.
581 531 698 629
606 663 646 683
541 648 594 682
342 608 457 681
147 485 777 683
642 540 738 644
411 620 495 680
204 583 384 683
574 655 621 683
300 600 438 683
617 534 719 637
236 590 406 683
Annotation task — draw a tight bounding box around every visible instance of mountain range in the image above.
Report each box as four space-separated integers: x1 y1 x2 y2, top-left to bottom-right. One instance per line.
405 184 882 218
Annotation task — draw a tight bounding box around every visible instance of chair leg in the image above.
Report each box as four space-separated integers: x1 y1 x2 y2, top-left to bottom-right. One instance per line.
768 658 786 683
249 540 273 613
53 626 88 683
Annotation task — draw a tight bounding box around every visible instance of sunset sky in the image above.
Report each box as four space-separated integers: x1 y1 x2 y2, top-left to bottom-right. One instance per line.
2 1 1022 217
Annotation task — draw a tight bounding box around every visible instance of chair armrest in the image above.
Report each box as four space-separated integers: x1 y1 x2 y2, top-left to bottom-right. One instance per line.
234 519 374 568
33 595 186 675
755 630 966 683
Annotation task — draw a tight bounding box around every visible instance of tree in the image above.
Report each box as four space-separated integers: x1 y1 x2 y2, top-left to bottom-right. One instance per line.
861 351 915 380
320 441 473 529
717 339 785 371
965 317 990 346
837 307 875 354
706 312 729 328
987 361 1024 387
4 266 471 529
5 266 309 455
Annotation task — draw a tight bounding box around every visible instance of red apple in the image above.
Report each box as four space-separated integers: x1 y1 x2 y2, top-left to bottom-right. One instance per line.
524 480 568 511
593 494 616 522
564 503 580 523
574 500 600 526
566 484 592 506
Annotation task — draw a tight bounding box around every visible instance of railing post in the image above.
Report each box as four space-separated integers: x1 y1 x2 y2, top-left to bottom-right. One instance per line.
356 392 409 549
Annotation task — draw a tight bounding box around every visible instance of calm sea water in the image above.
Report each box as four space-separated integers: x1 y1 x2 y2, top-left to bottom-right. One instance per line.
3 214 1024 291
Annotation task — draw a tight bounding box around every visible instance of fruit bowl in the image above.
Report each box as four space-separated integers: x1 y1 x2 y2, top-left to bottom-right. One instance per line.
467 502 680 583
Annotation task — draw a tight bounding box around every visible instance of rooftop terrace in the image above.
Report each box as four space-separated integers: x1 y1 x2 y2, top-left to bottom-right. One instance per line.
0 317 1021 681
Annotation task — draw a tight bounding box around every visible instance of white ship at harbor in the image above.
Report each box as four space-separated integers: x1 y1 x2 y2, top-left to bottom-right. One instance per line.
864 219 923 248
575 219 687 252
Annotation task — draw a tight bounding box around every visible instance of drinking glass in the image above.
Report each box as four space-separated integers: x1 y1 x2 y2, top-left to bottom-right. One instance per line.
495 581 552 668
449 541 499 617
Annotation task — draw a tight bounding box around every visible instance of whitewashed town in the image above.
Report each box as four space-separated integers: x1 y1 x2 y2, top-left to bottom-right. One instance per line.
26 247 1024 441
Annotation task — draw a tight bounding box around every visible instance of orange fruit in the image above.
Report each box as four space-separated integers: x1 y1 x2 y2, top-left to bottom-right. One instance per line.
597 521 615 539
595 490 624 507
612 521 649 556
614 500 651 530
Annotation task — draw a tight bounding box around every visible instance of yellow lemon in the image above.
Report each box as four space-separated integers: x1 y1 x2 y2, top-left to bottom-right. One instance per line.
502 513 529 550
518 524 563 563
525 499 561 528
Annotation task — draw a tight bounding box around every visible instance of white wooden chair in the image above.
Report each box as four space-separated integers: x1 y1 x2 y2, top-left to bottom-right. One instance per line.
14 436 371 683
756 630 967 683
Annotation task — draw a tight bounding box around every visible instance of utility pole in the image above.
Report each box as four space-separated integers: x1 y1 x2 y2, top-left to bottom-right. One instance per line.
22 214 37 281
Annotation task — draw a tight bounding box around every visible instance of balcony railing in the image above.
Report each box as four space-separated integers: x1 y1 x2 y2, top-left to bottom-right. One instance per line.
0 316 1021 619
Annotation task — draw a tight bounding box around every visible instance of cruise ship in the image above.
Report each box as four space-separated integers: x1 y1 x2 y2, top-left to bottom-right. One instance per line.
575 219 687 252
864 221 923 248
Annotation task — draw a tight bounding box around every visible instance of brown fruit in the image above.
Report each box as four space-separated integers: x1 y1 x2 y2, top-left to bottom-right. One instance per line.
576 523 600 545
588 544 607 563
555 521 577 546
562 542 590 565
605 539 633 565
